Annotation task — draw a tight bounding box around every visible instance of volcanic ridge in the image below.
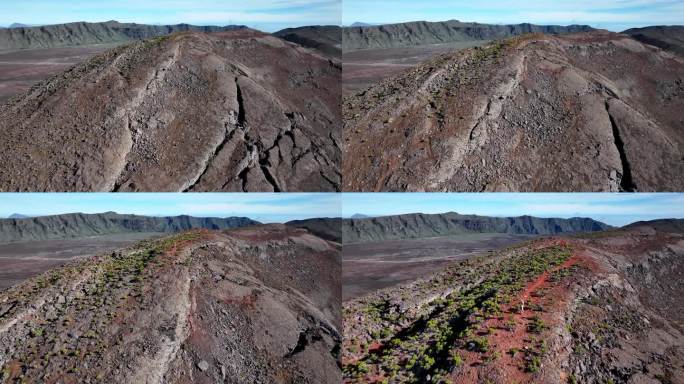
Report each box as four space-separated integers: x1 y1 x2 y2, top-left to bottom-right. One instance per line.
0 224 342 383
343 30 684 192
0 29 341 192
343 220 684 383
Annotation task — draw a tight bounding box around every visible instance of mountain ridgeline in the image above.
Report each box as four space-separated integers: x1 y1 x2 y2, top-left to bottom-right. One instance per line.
0 212 259 243
0 21 246 50
342 212 611 243
342 20 594 50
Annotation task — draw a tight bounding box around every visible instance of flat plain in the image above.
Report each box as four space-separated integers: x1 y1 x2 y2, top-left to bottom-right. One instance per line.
343 41 489 95
0 232 162 290
343 233 536 300
0 44 117 103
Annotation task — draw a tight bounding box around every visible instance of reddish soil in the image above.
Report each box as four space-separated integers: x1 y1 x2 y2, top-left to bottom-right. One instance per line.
343 228 684 383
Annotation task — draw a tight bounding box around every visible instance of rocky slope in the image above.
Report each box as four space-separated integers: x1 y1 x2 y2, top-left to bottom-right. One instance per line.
0 225 341 383
343 212 611 243
343 31 684 192
274 25 341 59
0 21 245 50
342 20 593 51
0 29 341 192
343 225 684 383
623 25 684 56
0 212 259 243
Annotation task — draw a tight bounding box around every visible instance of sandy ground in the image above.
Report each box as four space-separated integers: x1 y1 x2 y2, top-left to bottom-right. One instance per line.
0 232 163 290
343 41 489 96
0 44 118 103
342 233 536 300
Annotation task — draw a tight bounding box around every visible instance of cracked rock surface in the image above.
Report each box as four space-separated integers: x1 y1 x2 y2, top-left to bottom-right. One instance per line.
0 225 341 383
0 29 341 192
343 31 684 192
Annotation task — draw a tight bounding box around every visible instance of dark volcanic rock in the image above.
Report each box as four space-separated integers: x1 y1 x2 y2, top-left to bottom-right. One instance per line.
342 212 611 243
0 212 259 243
0 21 246 50
623 25 684 56
274 25 341 59
342 20 594 51
343 31 684 192
0 29 341 192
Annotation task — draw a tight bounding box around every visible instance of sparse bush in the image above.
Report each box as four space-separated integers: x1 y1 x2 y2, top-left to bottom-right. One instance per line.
528 315 546 333
526 355 541 373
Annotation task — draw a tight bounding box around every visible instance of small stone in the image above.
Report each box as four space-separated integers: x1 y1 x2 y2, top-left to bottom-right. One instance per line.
197 360 210 372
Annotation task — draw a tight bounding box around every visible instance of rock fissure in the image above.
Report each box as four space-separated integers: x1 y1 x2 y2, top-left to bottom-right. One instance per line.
605 99 637 192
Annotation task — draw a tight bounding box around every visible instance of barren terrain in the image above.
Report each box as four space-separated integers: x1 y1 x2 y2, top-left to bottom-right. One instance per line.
0 45 116 103
343 42 488 95
0 29 341 192
0 233 162 290
343 233 536 300
0 225 341 383
342 224 684 383
343 31 684 191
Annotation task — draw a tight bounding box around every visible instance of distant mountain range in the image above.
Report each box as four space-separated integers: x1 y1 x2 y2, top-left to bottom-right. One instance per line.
8 23 38 28
0 21 247 50
0 212 259 243
7 213 28 219
342 19 594 50
342 212 612 243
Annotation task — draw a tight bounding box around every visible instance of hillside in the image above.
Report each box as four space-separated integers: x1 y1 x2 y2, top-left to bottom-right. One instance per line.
285 217 342 242
623 25 684 56
622 218 684 233
343 228 684 383
0 225 341 383
342 20 593 51
0 212 259 243
342 212 611 243
274 25 341 58
343 31 684 192
0 21 246 50
0 29 341 192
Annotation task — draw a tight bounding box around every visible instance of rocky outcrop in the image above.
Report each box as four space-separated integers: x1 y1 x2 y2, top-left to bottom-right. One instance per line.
0 29 341 192
0 21 246 50
0 225 341 383
342 212 611 243
343 31 684 191
0 212 259 243
342 20 593 51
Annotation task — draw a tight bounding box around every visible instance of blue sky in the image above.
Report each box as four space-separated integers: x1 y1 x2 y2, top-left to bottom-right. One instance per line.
0 0 341 32
342 193 684 226
0 193 341 223
343 0 684 31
